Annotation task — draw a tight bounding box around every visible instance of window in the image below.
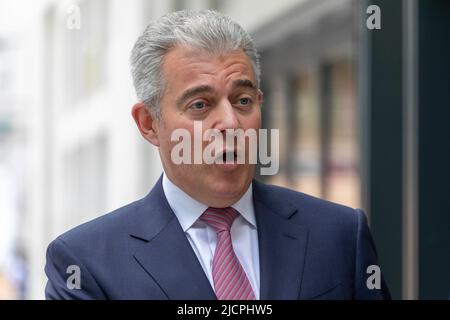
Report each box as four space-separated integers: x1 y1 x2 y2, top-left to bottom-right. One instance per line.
64 134 108 227
63 0 108 106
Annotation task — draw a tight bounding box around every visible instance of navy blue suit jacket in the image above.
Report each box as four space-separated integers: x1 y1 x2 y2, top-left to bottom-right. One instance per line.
45 176 391 299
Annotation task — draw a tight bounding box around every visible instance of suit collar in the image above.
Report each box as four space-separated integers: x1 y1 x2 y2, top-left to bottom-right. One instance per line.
252 179 298 219
126 175 173 242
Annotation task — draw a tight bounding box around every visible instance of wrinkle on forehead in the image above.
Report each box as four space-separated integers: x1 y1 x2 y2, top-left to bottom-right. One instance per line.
164 45 253 73
162 46 255 95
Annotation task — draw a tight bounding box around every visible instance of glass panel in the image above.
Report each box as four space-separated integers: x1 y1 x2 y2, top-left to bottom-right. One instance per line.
264 77 291 187
293 68 321 197
325 59 360 207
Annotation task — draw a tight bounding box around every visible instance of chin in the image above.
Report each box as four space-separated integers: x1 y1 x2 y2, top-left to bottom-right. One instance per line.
208 174 250 199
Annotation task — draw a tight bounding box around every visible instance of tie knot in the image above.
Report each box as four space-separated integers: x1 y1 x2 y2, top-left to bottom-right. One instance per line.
200 207 239 233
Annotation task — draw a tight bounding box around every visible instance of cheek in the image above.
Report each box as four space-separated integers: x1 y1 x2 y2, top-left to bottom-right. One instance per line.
160 125 197 156
242 110 261 130
157 126 180 161
157 126 172 148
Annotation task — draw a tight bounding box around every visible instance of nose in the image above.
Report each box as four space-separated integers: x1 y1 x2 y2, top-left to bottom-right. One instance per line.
213 98 240 131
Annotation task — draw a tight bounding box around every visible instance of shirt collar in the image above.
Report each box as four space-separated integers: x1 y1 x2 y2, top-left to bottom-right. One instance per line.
162 172 256 232
230 181 256 228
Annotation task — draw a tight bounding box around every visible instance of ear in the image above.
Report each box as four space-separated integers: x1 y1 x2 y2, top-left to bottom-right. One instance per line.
131 102 160 147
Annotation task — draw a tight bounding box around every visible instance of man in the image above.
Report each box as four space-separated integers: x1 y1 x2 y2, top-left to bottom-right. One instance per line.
45 9 390 300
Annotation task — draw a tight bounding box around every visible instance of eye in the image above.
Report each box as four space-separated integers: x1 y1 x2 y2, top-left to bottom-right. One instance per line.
189 101 207 110
238 97 252 106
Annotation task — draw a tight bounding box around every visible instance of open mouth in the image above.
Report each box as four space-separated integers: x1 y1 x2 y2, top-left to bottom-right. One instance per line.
216 150 238 164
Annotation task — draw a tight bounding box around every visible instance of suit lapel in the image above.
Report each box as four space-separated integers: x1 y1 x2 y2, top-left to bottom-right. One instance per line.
129 176 216 300
133 218 216 300
253 180 309 300
128 176 309 300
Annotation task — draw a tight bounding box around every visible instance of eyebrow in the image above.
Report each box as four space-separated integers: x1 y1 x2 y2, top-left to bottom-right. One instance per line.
176 85 216 108
231 79 257 91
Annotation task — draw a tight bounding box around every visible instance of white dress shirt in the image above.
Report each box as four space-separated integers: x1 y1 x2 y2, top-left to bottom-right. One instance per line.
162 173 260 299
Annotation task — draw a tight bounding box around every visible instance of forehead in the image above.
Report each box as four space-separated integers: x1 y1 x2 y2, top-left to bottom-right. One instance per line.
161 46 255 87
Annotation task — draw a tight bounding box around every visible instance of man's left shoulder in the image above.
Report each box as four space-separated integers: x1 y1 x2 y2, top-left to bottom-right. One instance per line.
253 179 362 228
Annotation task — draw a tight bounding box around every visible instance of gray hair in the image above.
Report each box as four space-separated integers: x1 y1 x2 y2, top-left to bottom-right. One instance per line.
130 9 261 117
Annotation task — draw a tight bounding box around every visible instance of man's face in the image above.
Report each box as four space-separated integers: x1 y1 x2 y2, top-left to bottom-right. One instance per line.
151 46 262 207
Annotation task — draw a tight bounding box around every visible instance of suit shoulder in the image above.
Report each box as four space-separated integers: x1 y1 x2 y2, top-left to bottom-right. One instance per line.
254 180 360 224
50 197 144 250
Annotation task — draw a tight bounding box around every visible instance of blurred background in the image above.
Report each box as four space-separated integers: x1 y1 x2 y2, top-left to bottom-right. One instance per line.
0 0 448 299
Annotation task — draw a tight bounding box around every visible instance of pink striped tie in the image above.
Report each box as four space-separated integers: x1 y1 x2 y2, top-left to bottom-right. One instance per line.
200 207 255 300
